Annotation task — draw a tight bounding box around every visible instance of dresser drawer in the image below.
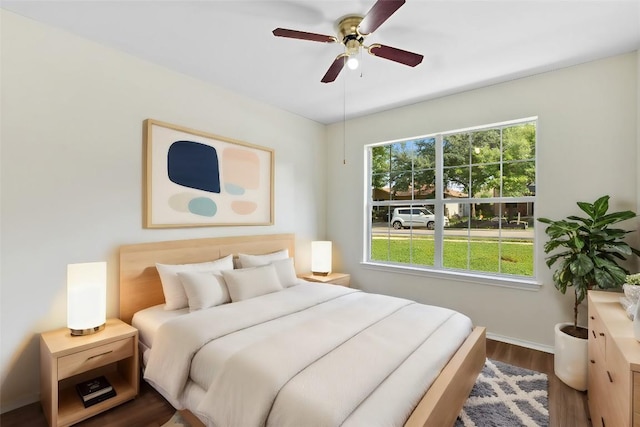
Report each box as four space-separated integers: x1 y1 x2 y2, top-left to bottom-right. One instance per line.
634 372 640 427
588 291 640 427
58 337 134 380
589 309 607 359
608 337 631 420
590 351 628 427
588 356 607 427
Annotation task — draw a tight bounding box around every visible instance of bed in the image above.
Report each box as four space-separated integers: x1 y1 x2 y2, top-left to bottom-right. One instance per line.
119 233 486 427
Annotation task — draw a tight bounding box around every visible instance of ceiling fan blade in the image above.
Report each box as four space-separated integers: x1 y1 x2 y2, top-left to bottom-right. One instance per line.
358 0 405 35
321 54 348 83
368 44 423 67
272 28 337 43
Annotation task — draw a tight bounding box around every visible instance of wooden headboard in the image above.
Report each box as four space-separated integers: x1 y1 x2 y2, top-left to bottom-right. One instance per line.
119 234 295 324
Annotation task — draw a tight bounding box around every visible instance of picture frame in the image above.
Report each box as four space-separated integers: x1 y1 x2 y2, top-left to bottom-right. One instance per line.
143 119 274 228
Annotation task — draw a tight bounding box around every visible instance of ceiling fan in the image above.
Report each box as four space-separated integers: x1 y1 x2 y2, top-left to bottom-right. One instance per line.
272 0 423 83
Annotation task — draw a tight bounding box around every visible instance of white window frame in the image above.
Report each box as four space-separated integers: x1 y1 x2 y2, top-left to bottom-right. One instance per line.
363 117 539 290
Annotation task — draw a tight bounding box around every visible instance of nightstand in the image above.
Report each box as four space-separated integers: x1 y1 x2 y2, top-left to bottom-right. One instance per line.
40 318 139 427
301 272 351 287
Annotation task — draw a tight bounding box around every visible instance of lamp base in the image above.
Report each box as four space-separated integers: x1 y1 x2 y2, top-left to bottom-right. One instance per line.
70 323 105 336
312 271 330 277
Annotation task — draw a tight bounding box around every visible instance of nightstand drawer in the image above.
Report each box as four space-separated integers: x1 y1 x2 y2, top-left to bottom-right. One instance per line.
300 272 351 287
327 275 350 286
58 337 134 380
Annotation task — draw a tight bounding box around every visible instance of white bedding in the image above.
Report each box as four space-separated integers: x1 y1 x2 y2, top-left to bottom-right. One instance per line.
132 303 188 349
143 282 473 427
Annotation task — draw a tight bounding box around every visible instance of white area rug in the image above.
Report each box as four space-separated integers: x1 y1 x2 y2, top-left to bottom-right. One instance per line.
455 359 549 427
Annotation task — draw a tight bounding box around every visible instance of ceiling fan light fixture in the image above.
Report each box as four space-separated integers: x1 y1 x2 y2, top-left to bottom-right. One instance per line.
347 56 359 70
344 35 361 70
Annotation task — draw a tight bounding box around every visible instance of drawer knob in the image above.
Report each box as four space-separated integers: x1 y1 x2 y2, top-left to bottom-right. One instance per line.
590 359 595 364
592 330 596 338
590 316 595 320
607 371 613 383
599 332 605 337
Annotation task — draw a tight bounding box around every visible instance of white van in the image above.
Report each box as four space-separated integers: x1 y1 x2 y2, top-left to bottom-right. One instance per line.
390 207 449 230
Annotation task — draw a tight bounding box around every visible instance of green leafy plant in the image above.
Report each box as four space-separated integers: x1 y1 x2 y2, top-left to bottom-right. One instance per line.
538 195 640 337
626 273 640 285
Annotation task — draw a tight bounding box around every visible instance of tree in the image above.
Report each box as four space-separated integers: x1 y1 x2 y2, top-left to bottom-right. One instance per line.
371 146 390 190
389 143 413 198
502 124 535 197
370 123 535 205
413 138 436 198
443 129 501 199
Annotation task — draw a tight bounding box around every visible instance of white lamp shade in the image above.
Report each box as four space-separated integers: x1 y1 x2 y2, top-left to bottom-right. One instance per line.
311 241 332 275
67 262 106 335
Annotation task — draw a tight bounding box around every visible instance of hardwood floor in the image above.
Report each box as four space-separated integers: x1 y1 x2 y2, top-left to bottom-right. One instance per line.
1 339 590 427
0 380 175 427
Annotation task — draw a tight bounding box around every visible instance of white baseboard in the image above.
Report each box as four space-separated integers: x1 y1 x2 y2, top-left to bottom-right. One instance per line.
487 332 554 354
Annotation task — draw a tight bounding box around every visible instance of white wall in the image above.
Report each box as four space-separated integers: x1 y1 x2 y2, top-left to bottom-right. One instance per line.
326 52 639 351
0 11 327 411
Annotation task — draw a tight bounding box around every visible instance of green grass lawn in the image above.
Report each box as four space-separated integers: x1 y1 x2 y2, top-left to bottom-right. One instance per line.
371 236 534 276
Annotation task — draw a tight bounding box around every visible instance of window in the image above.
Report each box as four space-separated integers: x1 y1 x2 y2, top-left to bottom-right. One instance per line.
366 118 536 284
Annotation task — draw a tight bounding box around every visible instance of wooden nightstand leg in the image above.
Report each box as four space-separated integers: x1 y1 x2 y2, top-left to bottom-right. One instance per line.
40 337 56 427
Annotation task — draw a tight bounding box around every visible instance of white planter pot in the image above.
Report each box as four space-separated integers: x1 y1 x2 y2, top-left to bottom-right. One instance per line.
554 322 588 391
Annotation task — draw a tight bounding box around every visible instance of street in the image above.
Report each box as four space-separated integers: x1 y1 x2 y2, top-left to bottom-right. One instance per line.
371 223 534 240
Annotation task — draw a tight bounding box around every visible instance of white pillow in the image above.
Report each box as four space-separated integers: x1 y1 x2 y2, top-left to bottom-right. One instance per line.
156 255 234 310
222 264 283 302
237 249 289 268
270 258 298 288
177 271 230 311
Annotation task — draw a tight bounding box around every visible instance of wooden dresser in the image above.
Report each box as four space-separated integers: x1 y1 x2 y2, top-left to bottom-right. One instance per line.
588 291 640 427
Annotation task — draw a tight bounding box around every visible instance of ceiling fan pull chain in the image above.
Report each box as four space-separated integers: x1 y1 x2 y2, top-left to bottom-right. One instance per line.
343 72 347 165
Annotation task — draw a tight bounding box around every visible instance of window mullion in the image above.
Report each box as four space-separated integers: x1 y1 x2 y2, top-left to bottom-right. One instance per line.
434 135 444 268
365 148 372 262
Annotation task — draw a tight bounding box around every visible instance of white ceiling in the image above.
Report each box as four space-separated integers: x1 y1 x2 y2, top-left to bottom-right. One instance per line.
3 1 639 124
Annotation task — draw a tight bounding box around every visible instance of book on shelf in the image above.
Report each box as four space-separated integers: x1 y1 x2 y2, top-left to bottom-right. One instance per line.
76 375 116 408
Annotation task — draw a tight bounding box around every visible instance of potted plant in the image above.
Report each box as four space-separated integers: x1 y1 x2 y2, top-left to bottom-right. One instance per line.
538 195 639 390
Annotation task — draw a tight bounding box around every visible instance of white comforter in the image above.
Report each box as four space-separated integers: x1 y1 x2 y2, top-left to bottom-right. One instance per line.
144 282 472 427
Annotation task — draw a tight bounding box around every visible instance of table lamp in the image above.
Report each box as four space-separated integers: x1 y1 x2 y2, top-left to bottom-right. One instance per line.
311 241 332 276
67 261 107 336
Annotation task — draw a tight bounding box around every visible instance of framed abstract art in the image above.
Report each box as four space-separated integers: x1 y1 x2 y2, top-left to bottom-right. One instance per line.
143 119 274 228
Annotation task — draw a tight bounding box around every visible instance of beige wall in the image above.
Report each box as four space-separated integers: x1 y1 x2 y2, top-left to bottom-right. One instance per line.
326 52 639 351
0 11 327 411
